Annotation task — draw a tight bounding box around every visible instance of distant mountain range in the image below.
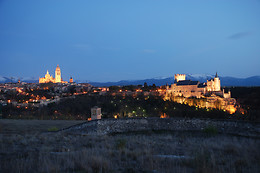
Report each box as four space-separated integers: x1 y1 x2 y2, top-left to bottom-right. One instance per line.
87 74 260 87
0 76 38 84
1 74 260 87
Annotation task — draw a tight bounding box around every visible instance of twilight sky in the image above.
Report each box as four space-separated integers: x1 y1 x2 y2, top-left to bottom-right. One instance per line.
0 0 260 82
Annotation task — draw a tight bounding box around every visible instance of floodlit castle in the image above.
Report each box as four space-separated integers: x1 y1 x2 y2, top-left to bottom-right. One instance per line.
39 65 68 83
165 73 236 114
166 73 229 98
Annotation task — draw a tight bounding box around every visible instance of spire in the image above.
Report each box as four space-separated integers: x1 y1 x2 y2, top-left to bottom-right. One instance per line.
56 64 60 70
215 72 218 78
47 70 49 74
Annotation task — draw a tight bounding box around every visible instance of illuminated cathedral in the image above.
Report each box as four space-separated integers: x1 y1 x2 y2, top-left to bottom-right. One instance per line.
39 65 68 83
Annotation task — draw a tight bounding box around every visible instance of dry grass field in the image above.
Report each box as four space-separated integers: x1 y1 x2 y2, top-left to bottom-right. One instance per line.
0 119 259 173
0 119 85 134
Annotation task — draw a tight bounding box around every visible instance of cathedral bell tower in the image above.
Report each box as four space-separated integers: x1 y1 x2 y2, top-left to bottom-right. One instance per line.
55 65 61 83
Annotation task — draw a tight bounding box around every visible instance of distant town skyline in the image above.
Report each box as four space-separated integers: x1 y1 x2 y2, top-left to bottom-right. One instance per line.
1 0 260 82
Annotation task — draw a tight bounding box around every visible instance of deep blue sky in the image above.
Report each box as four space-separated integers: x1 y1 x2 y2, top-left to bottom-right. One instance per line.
1 0 260 82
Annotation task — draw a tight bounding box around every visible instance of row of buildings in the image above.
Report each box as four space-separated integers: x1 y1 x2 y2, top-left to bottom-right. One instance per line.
3 64 238 115
39 66 238 114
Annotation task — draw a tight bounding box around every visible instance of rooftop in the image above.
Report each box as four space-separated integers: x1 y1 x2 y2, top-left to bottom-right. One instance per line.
176 80 200 86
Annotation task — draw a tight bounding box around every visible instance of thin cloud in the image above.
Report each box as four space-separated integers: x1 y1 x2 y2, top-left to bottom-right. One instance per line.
73 44 91 50
102 46 120 51
143 49 156 53
228 32 251 40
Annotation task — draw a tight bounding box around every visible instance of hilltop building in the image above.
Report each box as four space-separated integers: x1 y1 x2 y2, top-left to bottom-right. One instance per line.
165 73 236 113
39 65 68 84
167 73 229 98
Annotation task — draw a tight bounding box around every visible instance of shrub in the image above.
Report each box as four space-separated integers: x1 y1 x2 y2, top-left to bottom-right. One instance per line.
116 139 127 150
47 126 59 132
203 125 218 136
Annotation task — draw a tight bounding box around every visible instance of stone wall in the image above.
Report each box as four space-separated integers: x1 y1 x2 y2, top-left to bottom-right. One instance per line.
61 118 260 138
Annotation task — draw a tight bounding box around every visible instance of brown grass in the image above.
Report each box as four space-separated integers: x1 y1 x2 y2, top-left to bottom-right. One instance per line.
0 120 259 172
0 119 85 134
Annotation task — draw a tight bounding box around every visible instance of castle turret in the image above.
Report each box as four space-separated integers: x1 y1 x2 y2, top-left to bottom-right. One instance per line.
55 65 61 83
174 74 186 82
214 72 220 91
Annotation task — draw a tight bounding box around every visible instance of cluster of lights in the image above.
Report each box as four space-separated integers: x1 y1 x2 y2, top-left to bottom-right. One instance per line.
160 113 169 118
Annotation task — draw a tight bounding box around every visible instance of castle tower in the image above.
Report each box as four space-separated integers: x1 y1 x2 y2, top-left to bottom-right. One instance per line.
55 65 61 83
174 74 186 82
213 72 221 91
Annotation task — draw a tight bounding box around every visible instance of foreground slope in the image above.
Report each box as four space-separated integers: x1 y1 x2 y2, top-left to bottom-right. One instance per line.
0 118 259 172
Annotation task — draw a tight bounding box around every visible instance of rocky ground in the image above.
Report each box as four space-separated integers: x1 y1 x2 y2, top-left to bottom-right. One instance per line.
0 119 259 173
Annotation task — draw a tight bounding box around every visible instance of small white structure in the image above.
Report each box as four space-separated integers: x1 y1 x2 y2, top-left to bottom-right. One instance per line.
91 106 102 120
